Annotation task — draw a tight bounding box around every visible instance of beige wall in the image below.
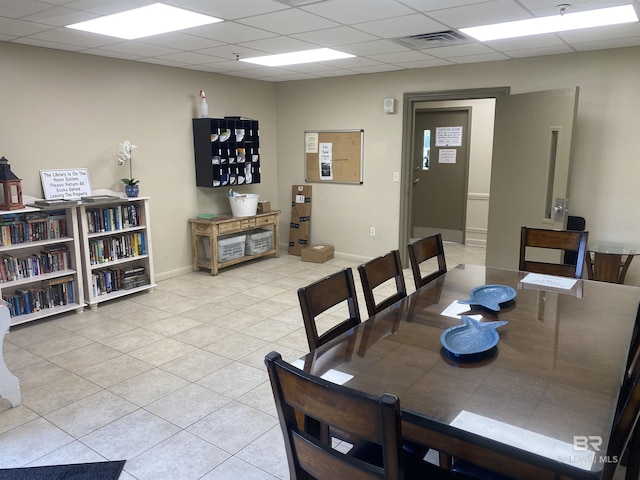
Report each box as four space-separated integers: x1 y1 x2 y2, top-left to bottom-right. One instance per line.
275 47 640 285
0 43 278 280
2 42 640 286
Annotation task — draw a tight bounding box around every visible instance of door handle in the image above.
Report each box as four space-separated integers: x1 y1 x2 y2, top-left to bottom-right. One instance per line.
413 178 420 184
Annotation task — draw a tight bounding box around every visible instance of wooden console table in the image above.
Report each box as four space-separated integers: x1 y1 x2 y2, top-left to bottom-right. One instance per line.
189 211 280 275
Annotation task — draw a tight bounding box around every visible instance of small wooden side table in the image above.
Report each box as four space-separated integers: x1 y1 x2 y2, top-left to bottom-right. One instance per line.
586 243 638 284
189 211 280 275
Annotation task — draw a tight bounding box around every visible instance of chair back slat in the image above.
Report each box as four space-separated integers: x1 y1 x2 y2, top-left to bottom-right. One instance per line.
298 268 361 350
408 234 447 290
519 227 588 279
358 250 407 318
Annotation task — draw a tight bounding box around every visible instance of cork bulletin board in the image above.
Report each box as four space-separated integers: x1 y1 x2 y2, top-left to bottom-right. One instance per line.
304 130 364 184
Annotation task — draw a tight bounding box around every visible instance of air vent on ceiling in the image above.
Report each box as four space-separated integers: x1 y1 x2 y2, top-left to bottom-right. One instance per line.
392 30 470 49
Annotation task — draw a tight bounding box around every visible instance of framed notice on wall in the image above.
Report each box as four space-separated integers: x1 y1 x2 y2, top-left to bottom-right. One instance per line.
40 169 92 200
304 130 364 184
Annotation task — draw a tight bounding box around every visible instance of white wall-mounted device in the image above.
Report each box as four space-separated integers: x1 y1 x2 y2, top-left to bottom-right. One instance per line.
383 98 396 114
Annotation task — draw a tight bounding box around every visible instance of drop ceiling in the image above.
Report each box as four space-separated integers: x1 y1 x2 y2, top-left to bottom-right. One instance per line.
2 0 640 82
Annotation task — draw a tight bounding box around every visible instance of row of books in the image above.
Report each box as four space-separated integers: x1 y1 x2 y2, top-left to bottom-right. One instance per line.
91 266 148 297
0 245 72 283
88 232 147 265
86 204 141 233
3 276 75 317
0 211 68 246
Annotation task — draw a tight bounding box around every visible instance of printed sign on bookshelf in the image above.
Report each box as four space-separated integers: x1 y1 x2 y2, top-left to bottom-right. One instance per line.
40 169 92 200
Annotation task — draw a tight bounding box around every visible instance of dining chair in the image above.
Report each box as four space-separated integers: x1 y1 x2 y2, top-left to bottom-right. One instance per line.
407 234 447 291
265 351 464 480
518 226 589 279
452 343 640 480
358 249 407 318
298 267 361 351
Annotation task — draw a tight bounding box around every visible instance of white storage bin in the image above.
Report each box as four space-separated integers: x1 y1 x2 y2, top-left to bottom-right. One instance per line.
229 194 259 217
218 235 246 262
246 229 273 255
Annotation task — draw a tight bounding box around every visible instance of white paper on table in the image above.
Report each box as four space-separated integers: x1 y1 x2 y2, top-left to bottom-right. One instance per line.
289 359 353 385
440 301 483 320
520 273 578 290
451 411 595 471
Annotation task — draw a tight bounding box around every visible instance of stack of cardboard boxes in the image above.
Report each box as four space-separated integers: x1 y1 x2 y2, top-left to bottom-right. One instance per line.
288 185 334 263
288 185 311 256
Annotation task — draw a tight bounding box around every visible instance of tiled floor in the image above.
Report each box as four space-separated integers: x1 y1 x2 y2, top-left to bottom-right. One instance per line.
0 244 487 479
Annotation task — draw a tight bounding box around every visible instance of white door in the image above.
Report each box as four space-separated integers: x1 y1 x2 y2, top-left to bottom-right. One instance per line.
486 88 580 270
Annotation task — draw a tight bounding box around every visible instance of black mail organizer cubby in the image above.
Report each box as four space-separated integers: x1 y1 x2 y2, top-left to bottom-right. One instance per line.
193 117 260 188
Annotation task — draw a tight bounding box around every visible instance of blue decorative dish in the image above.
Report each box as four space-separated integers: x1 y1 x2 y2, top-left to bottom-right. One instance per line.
440 316 508 358
458 284 517 311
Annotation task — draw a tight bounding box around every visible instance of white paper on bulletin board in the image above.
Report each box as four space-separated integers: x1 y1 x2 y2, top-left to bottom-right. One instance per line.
439 149 457 164
319 142 333 180
305 132 319 153
435 126 463 147
40 169 92 200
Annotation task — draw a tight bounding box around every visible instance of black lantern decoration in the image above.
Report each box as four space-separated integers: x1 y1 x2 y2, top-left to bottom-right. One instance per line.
0 157 24 211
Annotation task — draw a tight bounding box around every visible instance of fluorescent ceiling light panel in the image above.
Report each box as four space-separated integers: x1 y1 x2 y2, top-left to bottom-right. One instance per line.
239 48 355 67
66 3 222 40
460 4 638 41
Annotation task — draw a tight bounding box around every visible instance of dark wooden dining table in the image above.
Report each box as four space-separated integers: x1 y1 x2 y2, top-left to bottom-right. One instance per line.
298 264 640 480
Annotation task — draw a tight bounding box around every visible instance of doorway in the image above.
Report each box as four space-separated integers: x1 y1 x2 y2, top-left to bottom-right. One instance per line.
411 108 470 243
400 87 578 270
399 87 510 266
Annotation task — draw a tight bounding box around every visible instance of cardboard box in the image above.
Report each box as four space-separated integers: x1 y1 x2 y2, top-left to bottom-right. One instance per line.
288 185 312 255
301 245 334 263
257 201 271 214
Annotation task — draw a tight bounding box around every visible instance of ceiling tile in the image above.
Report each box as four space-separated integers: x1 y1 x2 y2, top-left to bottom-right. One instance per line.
426 42 497 58
136 32 223 51
353 13 448 38
238 35 317 54
0 0 55 18
97 41 181 57
28 26 120 48
449 52 511 64
152 51 222 65
187 21 276 44
426 0 532 28
503 45 575 57
291 26 378 47
236 8 339 35
301 0 416 23
21 5 96 25
0 16 51 36
167 0 287 19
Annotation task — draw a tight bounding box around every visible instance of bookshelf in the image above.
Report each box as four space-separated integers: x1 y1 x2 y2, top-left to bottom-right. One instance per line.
78 196 155 308
0 205 85 327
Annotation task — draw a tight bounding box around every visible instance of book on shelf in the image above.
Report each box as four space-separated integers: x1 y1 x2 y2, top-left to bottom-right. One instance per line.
1 275 75 316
